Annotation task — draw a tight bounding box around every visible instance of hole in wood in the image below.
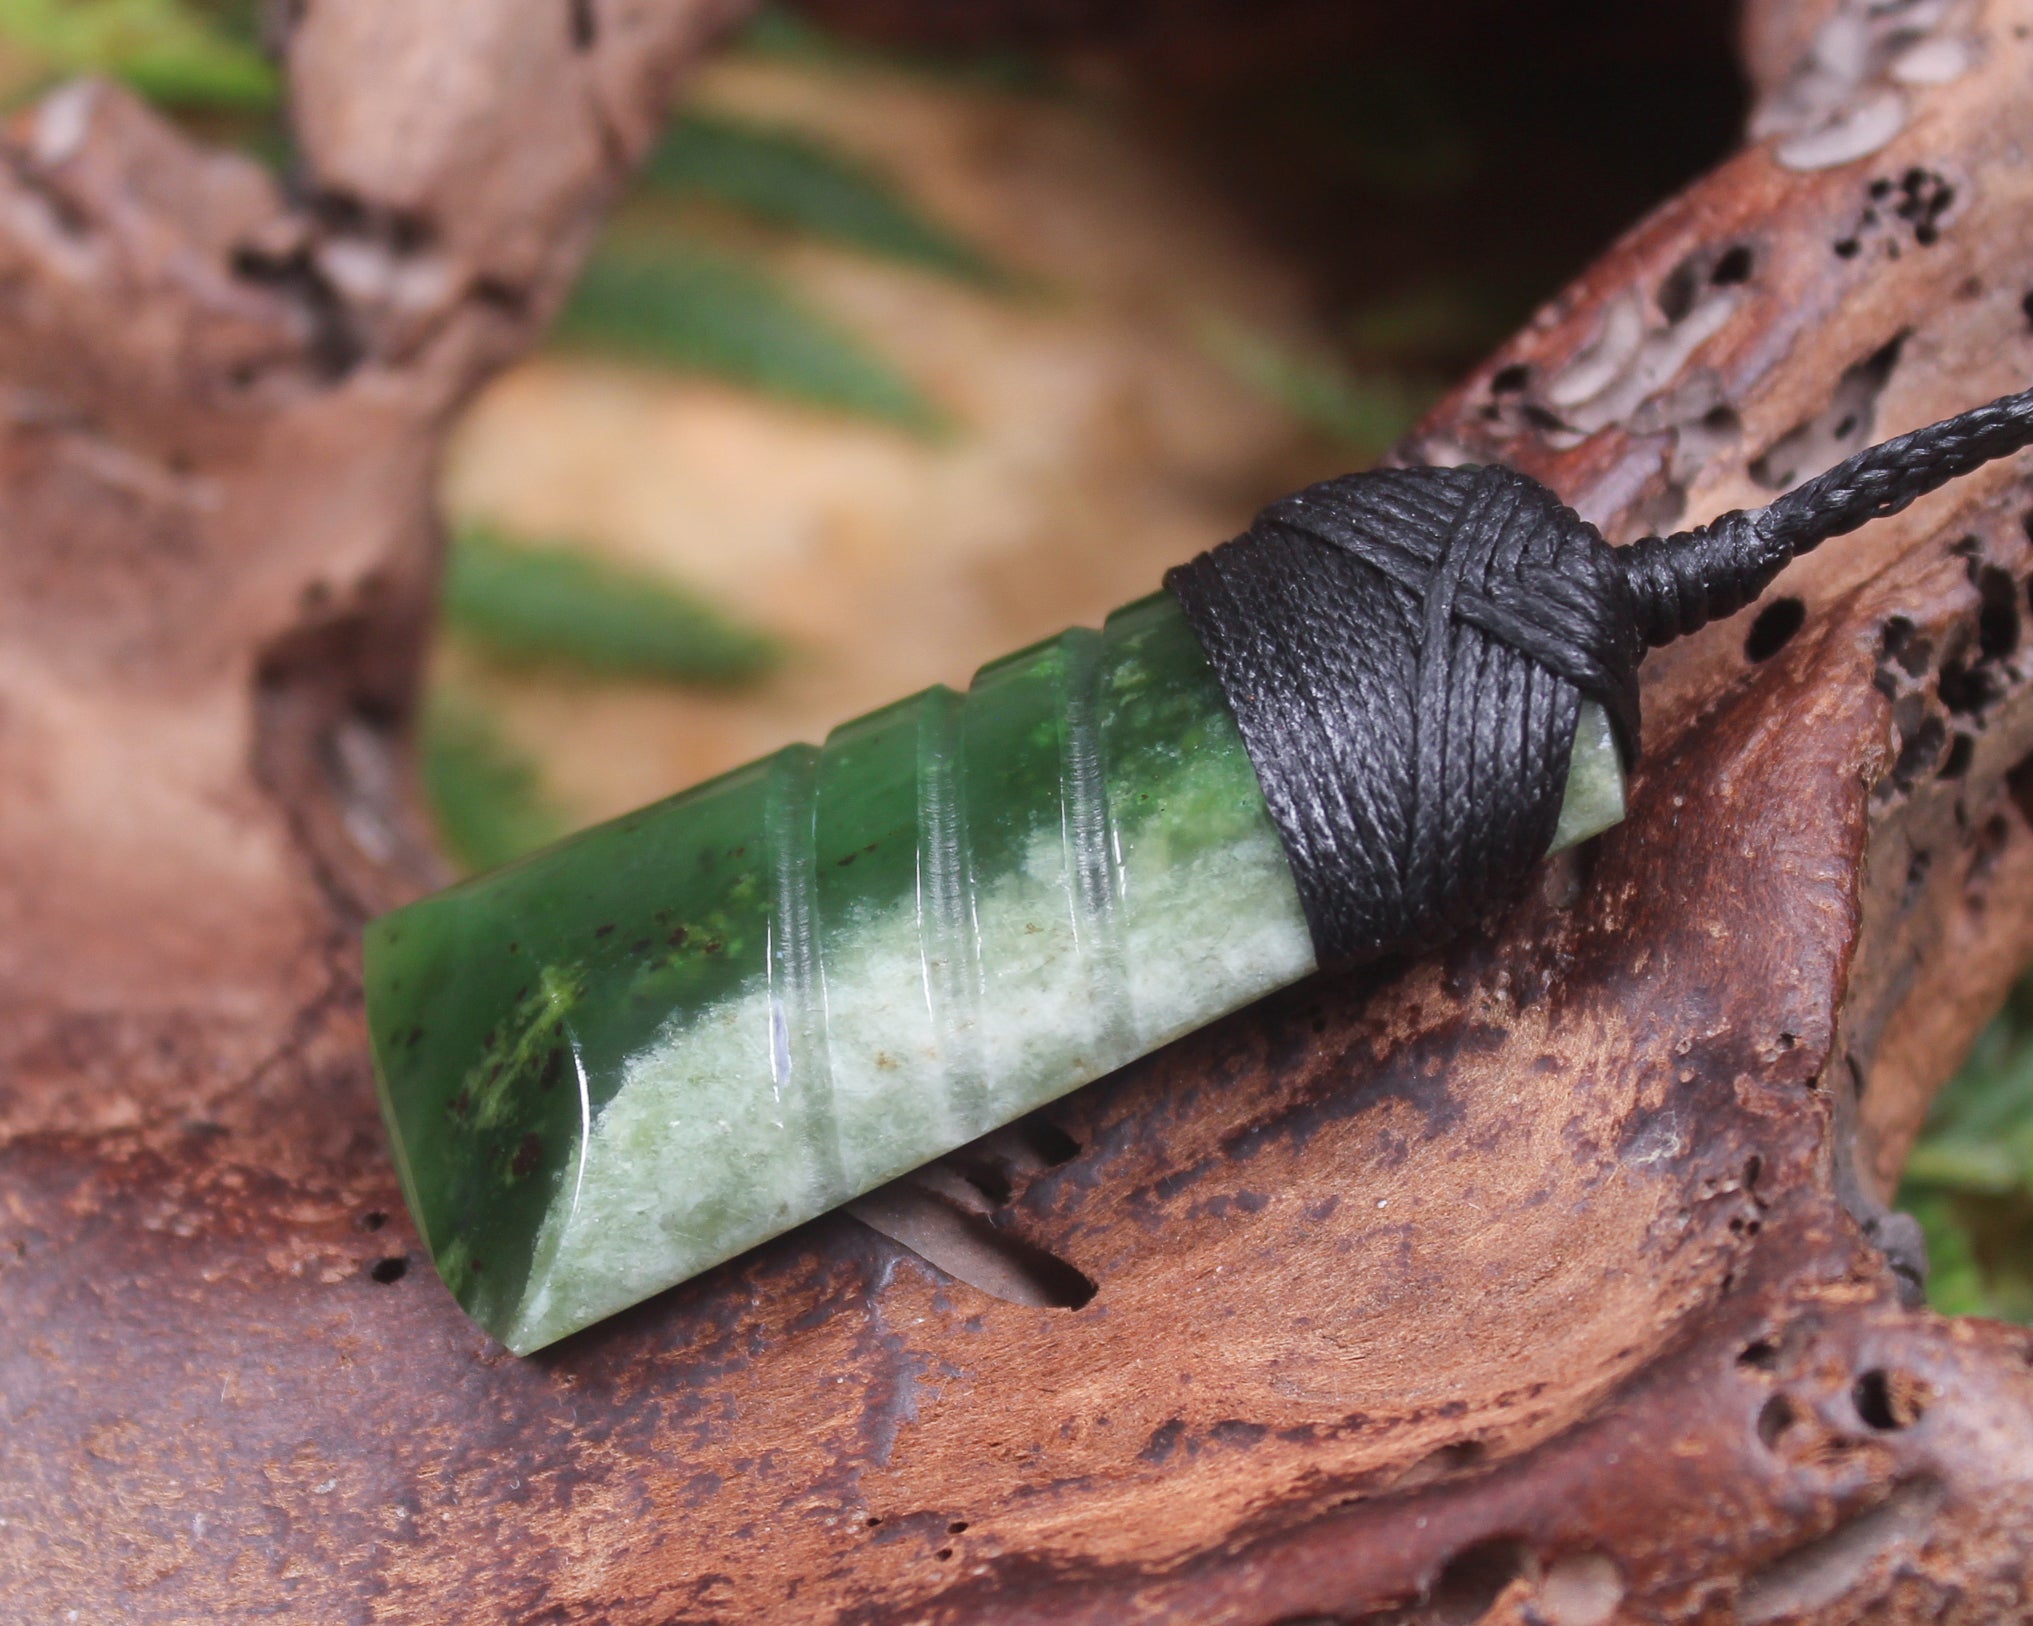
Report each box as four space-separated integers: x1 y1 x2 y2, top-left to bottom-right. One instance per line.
949 1158 1013 1206
1892 168 1954 246
935 1112 1083 1211
1889 708 1945 792
1877 615 1929 683
1711 244 1755 286
1398 1437 1487 1491
1852 1368 1926 1430
847 1184 1097 1309
1749 333 1905 490
369 1255 409 1284
1756 1393 1796 1449
1018 1117 1081 1167
1938 733 1973 780
1745 597 1805 662
1657 256 1702 323
1978 564 2020 658
1938 653 2002 717
2006 749 2033 828
1429 1538 1531 1626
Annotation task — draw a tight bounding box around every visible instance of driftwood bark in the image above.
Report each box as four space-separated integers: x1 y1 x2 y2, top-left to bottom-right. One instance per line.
4 1 2033 1622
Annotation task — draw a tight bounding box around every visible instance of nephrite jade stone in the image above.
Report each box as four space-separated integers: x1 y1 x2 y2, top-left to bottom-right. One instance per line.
365 593 1625 1353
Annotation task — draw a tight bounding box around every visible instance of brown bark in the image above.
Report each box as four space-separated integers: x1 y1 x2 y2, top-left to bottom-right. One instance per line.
3 1 2032 1623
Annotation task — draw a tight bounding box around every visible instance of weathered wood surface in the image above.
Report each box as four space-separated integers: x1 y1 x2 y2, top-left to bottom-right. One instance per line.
4 0 2033 1621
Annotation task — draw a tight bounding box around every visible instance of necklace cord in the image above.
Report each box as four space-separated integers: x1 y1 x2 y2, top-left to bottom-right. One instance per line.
1621 383 2033 646
1166 384 2033 968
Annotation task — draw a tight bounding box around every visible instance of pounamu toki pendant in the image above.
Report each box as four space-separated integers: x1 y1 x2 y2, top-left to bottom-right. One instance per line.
365 592 1624 1353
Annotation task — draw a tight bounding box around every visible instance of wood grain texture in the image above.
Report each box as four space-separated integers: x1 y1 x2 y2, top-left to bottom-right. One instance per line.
3 0 2033 1621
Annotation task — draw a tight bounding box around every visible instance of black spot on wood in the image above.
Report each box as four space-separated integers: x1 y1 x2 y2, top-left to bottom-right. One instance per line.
1938 733 1973 780
1657 255 1702 322
1756 1392 1795 1448
1938 655 2001 717
1429 1538 1530 1626
1711 244 1754 285
1889 709 1945 792
1977 565 2019 658
1139 1418 1186 1464
1745 597 1805 662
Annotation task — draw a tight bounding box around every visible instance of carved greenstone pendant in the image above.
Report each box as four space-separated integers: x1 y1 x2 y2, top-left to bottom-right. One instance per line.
365 593 1624 1353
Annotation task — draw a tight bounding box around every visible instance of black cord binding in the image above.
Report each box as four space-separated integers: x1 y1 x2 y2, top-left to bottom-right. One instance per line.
1166 383 2033 968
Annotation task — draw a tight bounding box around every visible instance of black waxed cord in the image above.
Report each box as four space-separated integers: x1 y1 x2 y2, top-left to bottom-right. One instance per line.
1622 382 2033 646
1166 383 2033 969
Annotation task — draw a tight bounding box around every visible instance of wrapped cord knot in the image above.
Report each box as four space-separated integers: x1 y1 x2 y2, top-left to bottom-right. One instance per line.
1168 382 2033 969
1167 462 1643 966
1619 509 1778 647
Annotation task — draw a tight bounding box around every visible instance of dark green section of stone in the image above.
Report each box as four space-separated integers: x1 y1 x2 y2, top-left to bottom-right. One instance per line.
364 592 1272 1344
366 756 781 1331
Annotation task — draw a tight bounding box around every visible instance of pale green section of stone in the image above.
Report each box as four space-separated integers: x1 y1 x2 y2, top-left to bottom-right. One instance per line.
506 808 1313 1353
1550 700 1625 854
506 697 1627 1354
504 695 1626 1354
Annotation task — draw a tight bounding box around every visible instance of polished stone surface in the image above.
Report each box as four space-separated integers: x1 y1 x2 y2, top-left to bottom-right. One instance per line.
365 595 1625 1352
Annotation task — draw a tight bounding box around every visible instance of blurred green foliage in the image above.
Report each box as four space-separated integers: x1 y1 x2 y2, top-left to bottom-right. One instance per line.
1197 314 1432 460
557 244 949 434
1899 980 2033 1322
738 3 1055 94
436 8 1017 864
1266 59 1479 201
445 525 780 687
419 691 565 876
1344 280 1527 371
0 0 273 109
647 111 1009 287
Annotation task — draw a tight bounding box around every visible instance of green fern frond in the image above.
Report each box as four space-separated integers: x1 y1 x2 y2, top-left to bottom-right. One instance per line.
737 4 1054 94
0 0 276 109
1196 314 1431 459
420 690 565 876
1901 976 2033 1321
555 244 949 435
1906 993 2033 1192
444 524 780 687
735 5 855 64
1899 1190 1994 1318
1345 281 1518 363
646 111 1009 288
